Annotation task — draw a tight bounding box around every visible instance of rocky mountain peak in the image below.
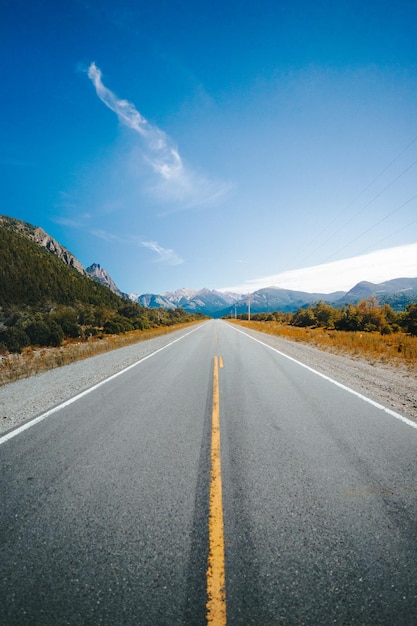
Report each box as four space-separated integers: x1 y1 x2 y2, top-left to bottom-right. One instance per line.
85 263 124 297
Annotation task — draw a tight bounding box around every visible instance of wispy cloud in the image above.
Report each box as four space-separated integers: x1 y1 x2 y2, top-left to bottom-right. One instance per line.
88 62 182 181
54 214 94 229
90 228 127 243
87 62 232 208
90 229 183 265
140 241 184 265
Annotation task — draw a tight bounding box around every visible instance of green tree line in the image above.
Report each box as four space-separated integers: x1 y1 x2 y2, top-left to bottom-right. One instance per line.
236 298 417 336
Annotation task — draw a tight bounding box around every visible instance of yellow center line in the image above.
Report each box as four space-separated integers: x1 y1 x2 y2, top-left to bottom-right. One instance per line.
206 355 227 625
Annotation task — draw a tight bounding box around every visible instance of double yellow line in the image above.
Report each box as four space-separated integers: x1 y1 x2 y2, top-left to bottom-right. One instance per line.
206 355 227 625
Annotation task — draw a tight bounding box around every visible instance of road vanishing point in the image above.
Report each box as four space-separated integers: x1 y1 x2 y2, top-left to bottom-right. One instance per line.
1 320 417 625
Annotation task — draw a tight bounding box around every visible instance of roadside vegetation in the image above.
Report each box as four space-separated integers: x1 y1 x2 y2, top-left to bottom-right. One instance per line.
0 321 203 386
229 298 417 370
0 302 205 354
0 303 206 384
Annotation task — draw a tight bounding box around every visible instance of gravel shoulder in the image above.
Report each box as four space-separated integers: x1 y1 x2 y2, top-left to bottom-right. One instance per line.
235 324 417 423
1 320 416 435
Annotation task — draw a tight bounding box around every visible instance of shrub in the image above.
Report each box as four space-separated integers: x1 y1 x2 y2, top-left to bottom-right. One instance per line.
51 309 81 338
103 320 124 334
24 317 64 347
134 318 151 330
0 326 31 353
25 320 52 346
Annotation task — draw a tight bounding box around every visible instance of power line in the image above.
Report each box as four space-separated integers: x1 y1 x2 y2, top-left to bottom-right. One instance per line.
360 215 417 254
287 135 417 269
298 154 417 266
320 191 417 263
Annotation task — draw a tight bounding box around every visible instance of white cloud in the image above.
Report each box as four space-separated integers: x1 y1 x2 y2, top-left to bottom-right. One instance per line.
87 62 232 208
219 244 417 294
140 241 184 266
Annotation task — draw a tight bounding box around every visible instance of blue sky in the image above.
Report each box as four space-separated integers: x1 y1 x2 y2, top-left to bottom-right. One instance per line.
2 0 417 295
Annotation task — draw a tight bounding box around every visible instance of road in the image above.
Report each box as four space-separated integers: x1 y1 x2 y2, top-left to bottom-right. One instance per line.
1 319 417 624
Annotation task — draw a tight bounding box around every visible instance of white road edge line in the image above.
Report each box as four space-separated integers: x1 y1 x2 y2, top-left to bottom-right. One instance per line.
229 323 417 431
0 324 205 446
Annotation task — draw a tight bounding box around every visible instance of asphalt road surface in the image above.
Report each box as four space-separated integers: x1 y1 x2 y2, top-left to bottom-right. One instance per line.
1 320 417 625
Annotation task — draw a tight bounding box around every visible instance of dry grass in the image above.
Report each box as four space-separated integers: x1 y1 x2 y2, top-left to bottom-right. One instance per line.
231 320 417 372
0 322 199 386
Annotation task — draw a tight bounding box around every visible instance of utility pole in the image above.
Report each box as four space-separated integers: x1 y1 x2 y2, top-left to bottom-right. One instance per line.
248 293 251 321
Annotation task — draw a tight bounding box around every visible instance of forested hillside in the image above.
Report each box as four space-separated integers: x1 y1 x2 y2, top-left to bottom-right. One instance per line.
0 223 205 353
0 226 121 308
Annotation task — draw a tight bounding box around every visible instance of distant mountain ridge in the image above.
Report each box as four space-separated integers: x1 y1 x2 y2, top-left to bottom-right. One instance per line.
340 278 417 302
130 285 347 317
131 278 417 317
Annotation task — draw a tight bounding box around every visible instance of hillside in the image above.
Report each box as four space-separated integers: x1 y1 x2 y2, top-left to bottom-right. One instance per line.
0 223 122 308
0 215 85 275
0 216 206 353
336 278 417 309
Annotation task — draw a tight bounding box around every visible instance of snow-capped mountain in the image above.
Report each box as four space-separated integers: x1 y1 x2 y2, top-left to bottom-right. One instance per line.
130 288 242 316
162 288 199 304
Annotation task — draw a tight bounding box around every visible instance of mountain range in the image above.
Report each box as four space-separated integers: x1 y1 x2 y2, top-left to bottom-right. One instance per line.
130 278 417 317
130 288 243 316
1 215 416 316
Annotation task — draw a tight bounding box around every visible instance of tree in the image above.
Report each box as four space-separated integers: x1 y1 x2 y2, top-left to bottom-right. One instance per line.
312 301 339 328
335 304 363 331
292 306 316 327
404 303 417 336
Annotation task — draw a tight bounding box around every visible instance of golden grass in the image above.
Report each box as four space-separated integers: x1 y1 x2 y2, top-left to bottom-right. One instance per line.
230 320 417 372
0 322 200 386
